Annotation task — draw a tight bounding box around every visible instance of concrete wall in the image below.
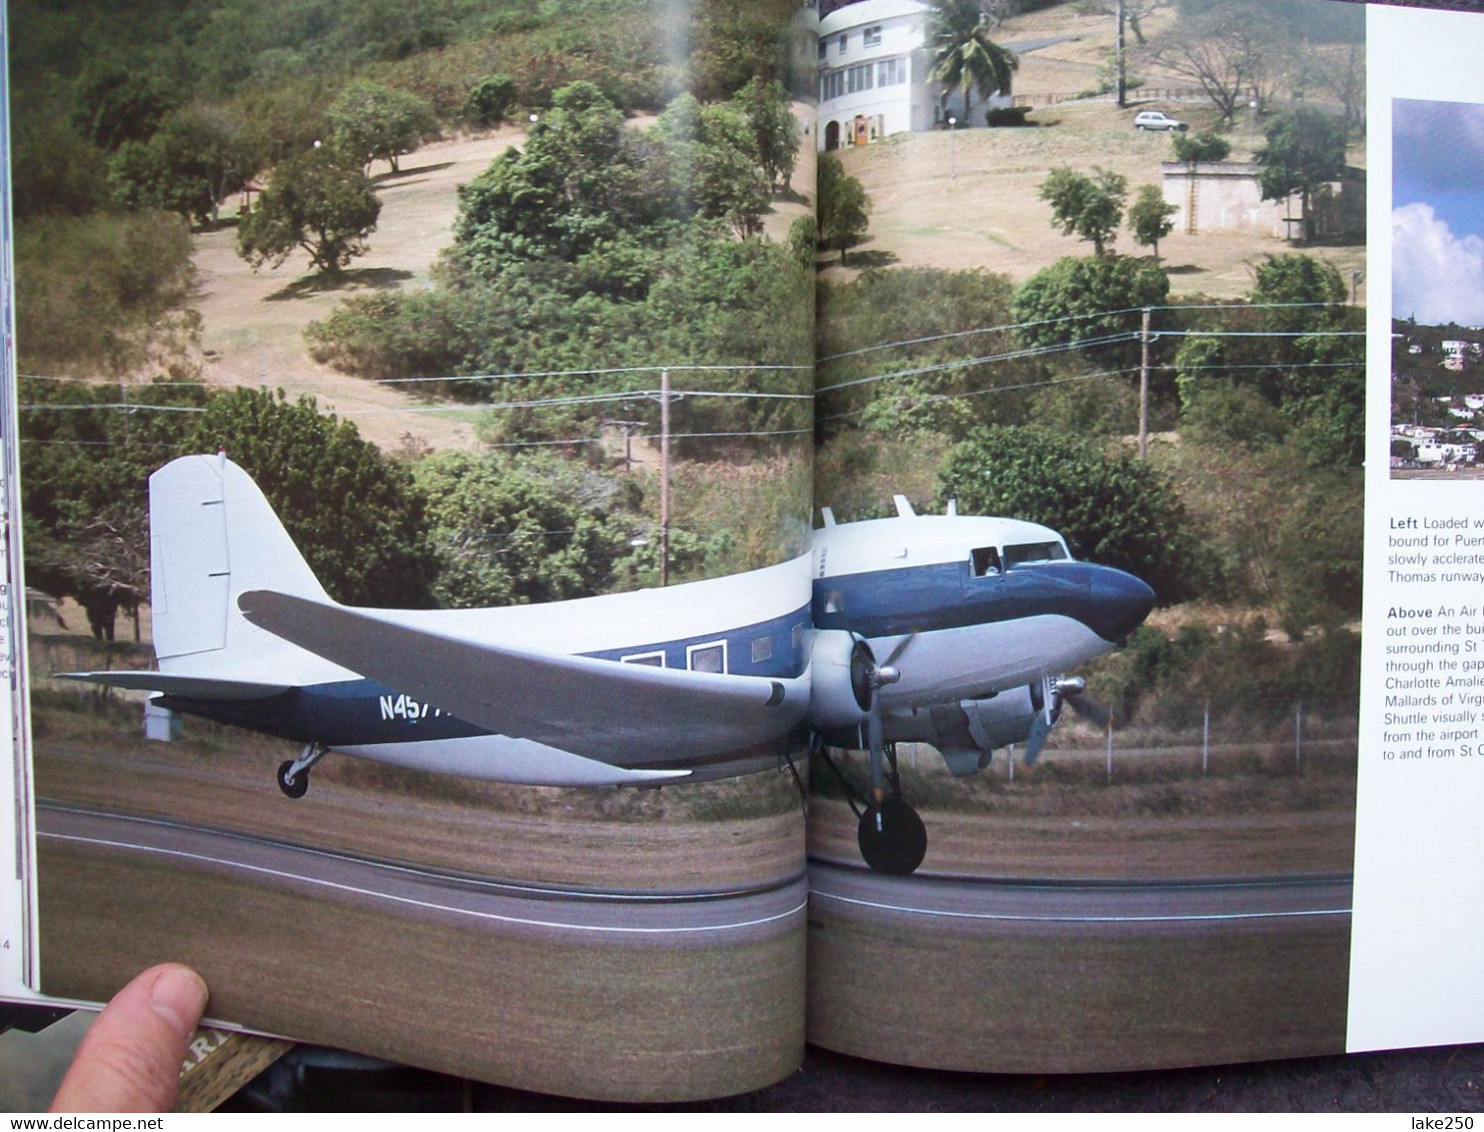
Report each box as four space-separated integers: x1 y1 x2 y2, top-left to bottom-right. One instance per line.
1160 162 1366 239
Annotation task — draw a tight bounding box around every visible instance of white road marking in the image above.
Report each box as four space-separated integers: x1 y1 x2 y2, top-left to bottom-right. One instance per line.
43 831 807 936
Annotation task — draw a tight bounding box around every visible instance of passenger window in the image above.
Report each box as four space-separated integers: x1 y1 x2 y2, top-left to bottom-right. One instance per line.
688 642 726 673
1003 541 1069 569
823 590 845 615
751 636 773 663
622 651 665 667
970 546 1001 577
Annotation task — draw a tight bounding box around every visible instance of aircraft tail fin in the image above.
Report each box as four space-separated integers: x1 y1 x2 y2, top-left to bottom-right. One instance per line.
149 454 336 674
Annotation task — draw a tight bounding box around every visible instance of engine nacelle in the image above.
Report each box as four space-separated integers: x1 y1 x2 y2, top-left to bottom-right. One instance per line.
884 686 1054 776
808 629 876 732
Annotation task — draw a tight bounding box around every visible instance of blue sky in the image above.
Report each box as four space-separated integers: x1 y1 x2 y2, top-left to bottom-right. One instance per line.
1393 98 1484 325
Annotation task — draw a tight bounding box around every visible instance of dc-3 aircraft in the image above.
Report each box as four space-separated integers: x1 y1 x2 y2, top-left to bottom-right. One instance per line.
66 454 1155 875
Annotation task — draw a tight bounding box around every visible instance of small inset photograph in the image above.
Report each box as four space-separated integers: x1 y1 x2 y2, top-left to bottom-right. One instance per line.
1392 98 1484 480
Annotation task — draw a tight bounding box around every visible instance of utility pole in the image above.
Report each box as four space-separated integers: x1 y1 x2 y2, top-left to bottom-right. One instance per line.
1139 307 1151 460
1115 0 1127 108
659 367 671 587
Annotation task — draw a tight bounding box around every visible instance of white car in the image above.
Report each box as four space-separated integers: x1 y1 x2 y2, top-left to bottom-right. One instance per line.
1134 110 1188 131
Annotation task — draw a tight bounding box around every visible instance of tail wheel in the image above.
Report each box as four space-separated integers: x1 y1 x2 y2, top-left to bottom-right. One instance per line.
277 760 310 799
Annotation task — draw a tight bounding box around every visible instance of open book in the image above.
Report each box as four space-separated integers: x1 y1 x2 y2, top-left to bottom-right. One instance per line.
0 0 1479 1105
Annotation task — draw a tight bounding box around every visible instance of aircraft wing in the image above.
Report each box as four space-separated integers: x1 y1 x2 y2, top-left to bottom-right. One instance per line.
56 672 291 700
238 590 809 763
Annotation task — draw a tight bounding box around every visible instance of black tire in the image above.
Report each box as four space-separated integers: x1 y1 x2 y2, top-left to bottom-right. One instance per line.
857 797 928 876
277 760 309 799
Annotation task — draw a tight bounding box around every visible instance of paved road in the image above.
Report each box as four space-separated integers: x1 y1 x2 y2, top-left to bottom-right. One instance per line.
809 860 1351 925
39 802 808 945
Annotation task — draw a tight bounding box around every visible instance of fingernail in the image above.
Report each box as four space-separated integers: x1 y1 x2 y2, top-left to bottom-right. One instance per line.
149 966 209 1038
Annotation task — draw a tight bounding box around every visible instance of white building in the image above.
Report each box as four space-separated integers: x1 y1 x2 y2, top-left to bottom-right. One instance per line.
816 0 1010 151
1442 340 1480 371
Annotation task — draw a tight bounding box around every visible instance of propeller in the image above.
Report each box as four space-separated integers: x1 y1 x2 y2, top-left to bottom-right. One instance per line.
1021 676 1114 767
1059 677 1114 728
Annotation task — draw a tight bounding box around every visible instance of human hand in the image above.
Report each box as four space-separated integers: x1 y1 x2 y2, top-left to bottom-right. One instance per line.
50 964 209 1113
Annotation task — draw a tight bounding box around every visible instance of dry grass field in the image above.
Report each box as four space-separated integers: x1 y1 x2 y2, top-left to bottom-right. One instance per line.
820 3 1367 302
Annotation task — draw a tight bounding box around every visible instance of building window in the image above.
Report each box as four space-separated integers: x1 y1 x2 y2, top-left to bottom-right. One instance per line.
838 32 848 54
821 70 845 101
846 62 874 94
878 57 907 86
818 38 828 61
864 25 882 46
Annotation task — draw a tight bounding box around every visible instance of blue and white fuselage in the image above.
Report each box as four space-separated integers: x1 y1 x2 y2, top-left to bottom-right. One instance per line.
68 457 1154 793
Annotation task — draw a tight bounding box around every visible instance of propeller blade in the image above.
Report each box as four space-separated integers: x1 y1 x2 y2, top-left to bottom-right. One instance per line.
1023 709 1052 766
880 632 918 669
1064 691 1112 728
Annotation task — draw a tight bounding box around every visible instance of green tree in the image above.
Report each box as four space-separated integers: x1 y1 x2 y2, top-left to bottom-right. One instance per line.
237 148 381 276
453 82 662 278
1012 254 1169 350
1038 166 1128 256
412 451 642 608
817 153 871 266
464 75 517 129
19 377 210 640
1128 184 1179 261
328 80 438 175
108 106 254 226
70 62 179 151
927 0 1019 121
1171 130 1231 164
937 426 1205 603
1255 107 1347 242
734 77 800 193
695 101 773 238
1272 471 1363 636
188 388 435 608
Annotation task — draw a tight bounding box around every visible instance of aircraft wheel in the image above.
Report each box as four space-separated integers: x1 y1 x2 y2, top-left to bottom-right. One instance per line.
857 797 927 876
277 760 309 799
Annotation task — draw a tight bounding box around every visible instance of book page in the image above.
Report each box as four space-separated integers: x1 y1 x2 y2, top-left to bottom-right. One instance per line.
810 0 1364 1072
2 0 815 1104
1348 2 1484 1053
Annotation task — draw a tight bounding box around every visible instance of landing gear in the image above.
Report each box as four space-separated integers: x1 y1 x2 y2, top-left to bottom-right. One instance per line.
858 796 927 876
276 741 329 799
859 741 926 875
816 740 928 876
277 761 309 799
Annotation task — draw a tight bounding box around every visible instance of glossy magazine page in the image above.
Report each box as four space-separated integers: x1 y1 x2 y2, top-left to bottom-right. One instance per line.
807 0 1363 1072
1 0 816 1103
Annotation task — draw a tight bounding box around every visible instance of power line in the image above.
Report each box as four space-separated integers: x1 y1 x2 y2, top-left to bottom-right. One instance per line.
819 368 1139 423
817 333 1140 394
817 301 1356 365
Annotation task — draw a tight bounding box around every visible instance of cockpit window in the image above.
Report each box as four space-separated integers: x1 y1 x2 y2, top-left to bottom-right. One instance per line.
1003 541 1069 569
969 546 1001 577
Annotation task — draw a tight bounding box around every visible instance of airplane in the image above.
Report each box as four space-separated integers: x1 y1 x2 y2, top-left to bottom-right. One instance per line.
63 453 1155 876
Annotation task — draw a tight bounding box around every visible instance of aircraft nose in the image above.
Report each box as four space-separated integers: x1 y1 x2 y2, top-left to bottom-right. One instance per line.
1086 567 1156 642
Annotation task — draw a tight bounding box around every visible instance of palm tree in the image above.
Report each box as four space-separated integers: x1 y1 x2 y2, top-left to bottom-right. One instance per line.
928 0 1019 124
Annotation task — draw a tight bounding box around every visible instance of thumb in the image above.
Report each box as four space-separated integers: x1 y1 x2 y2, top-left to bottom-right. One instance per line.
50 964 209 1113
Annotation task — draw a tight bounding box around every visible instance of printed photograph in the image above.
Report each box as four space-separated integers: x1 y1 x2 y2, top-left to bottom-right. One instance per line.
805 0 1364 1073
12 0 816 1102
1390 97 1484 481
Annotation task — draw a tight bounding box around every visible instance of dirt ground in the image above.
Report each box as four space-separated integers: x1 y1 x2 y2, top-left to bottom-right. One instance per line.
191 111 816 457
192 130 538 452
